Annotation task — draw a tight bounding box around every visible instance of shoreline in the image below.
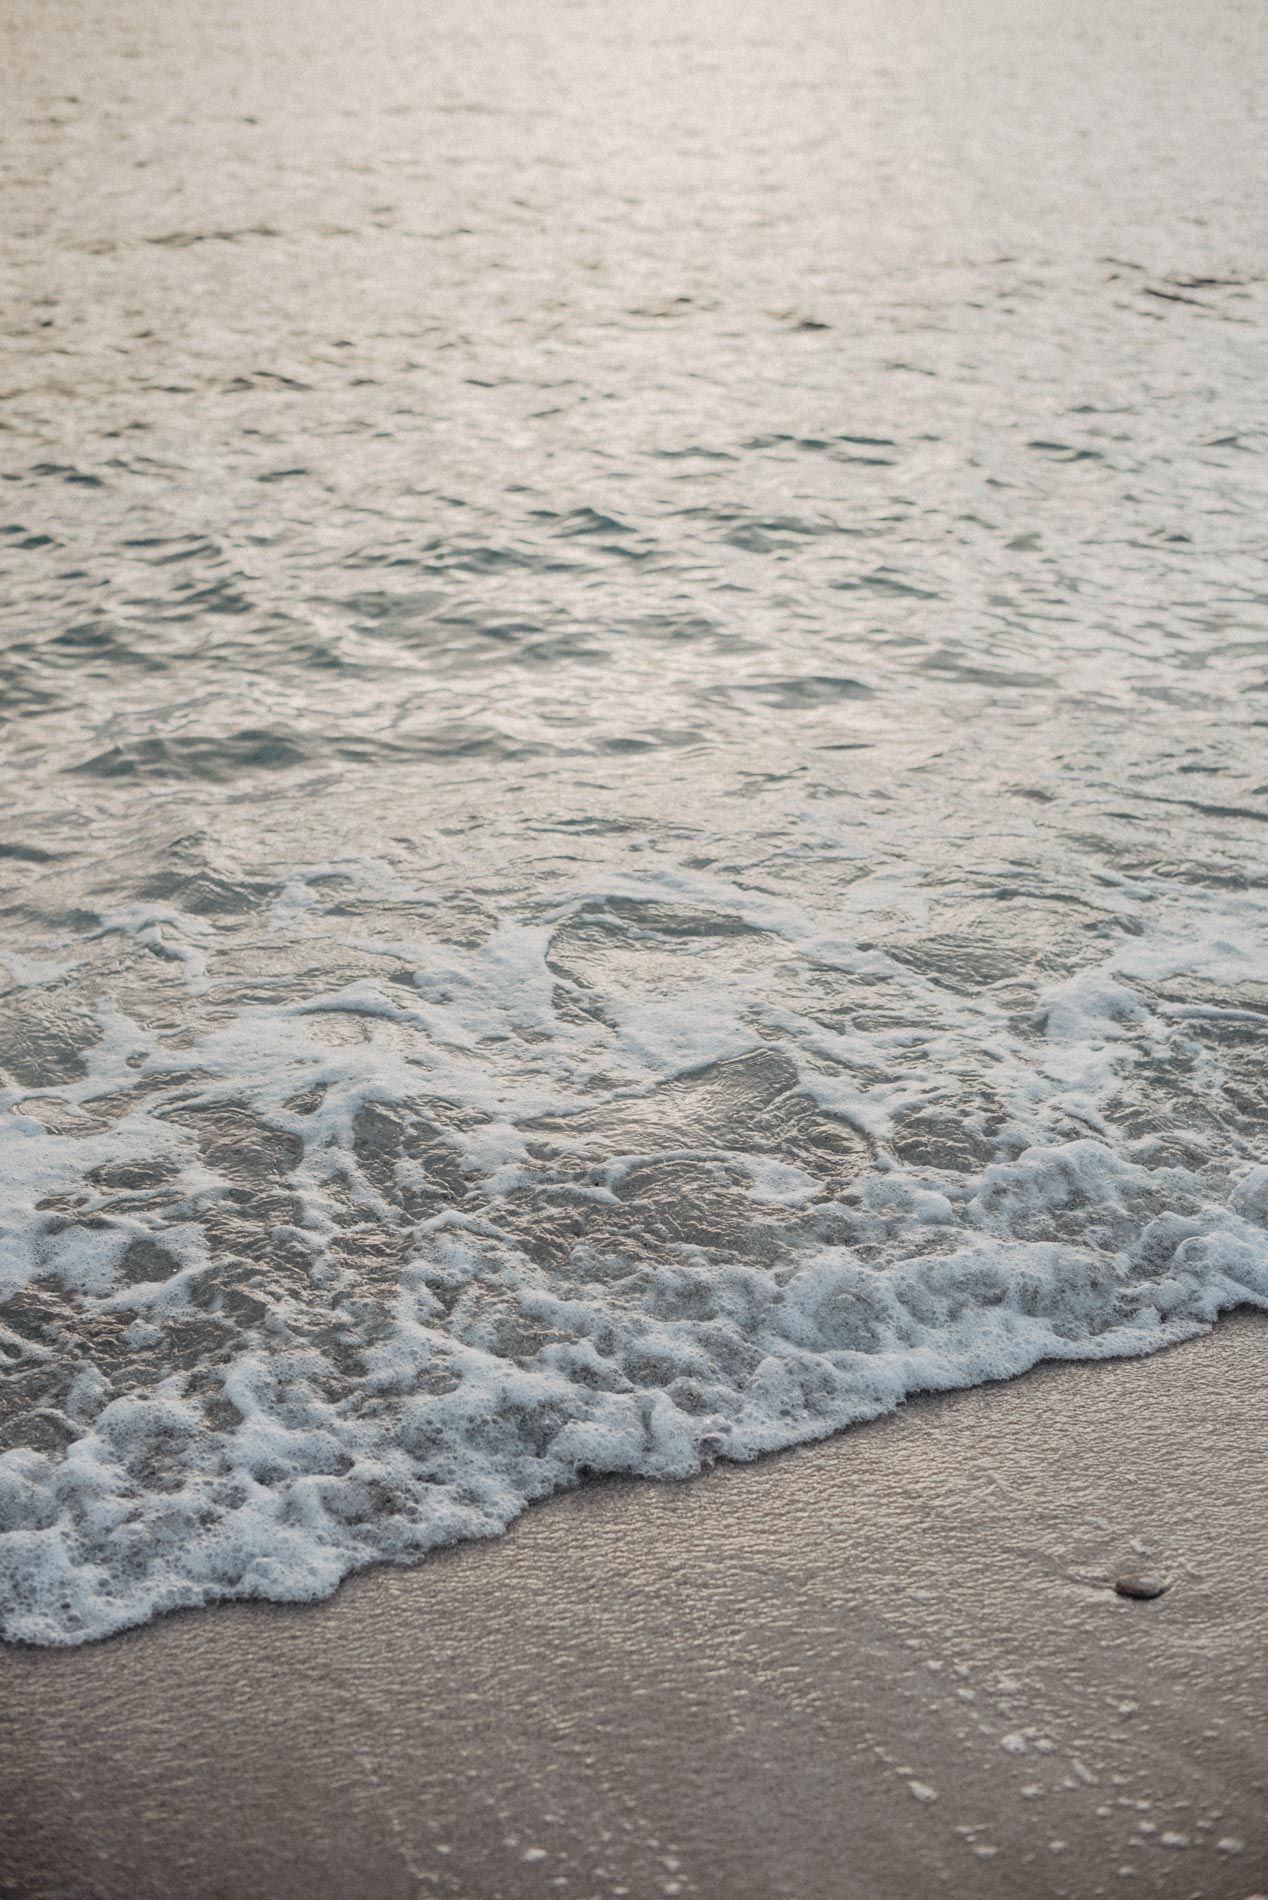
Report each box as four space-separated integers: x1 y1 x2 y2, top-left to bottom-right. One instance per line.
3 1311 1267 1898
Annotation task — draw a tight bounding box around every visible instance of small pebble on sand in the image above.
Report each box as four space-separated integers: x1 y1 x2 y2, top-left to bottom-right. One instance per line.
1113 1572 1169 1600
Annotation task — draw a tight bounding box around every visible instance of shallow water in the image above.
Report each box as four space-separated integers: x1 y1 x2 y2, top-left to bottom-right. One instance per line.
2 0 1267 1644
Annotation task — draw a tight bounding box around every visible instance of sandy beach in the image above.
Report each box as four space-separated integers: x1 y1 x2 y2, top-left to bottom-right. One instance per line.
4 0 1268 1892
3 1314 1265 1900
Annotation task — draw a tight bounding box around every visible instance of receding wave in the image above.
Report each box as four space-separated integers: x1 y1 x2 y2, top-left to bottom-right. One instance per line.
2 855 1265 1644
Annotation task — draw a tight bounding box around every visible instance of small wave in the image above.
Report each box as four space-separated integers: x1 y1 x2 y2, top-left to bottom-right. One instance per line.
2 855 1265 1644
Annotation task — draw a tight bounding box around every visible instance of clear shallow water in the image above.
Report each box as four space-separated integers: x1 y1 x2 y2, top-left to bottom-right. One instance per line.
2 0 1267 1644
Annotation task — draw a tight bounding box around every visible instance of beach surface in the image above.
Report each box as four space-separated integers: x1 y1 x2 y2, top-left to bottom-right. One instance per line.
3 1314 1265 1900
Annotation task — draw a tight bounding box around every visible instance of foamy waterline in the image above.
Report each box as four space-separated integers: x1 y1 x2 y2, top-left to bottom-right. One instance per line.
3 854 1266 1645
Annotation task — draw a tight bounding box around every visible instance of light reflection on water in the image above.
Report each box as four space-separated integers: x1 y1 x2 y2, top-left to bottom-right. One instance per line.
1 0 1267 1641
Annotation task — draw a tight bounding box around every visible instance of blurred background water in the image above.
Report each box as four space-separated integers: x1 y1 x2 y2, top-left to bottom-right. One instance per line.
2 0 1268 1641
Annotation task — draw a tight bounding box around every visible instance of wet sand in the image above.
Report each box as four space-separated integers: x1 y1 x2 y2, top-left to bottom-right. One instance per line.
2 1314 1266 1900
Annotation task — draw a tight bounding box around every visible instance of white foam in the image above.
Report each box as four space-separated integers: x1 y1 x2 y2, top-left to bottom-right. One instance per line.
2 854 1266 1644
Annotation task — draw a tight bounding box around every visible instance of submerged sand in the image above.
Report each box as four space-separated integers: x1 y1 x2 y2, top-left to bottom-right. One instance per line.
2 1314 1266 1900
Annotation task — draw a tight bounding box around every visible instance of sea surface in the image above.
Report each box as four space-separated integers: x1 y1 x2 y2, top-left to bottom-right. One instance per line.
2 0 1267 1645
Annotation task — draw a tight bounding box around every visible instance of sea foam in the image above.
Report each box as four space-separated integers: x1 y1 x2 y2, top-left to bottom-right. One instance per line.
2 855 1266 1644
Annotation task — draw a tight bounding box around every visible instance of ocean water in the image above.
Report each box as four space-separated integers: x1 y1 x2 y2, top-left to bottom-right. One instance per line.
2 0 1267 1646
